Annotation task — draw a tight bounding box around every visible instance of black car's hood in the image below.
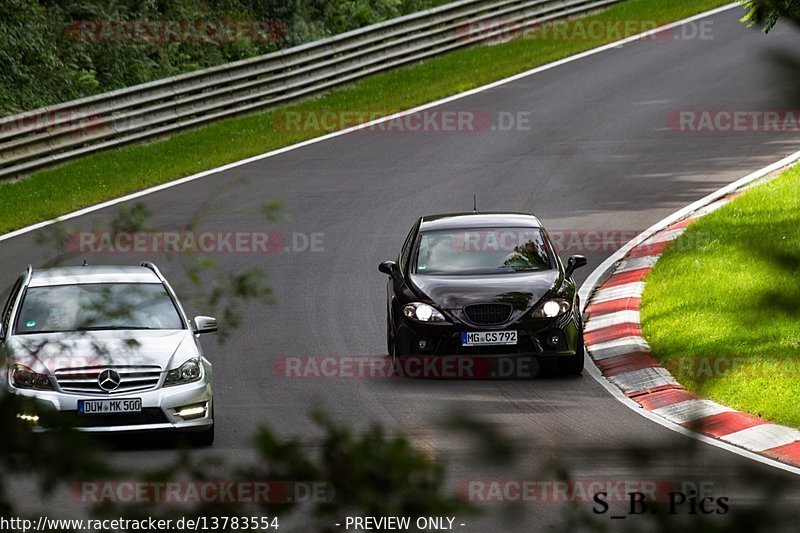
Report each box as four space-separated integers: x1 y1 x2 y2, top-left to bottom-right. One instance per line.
409 270 560 311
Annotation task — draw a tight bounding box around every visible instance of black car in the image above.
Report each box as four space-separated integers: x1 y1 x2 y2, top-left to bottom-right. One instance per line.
379 212 587 378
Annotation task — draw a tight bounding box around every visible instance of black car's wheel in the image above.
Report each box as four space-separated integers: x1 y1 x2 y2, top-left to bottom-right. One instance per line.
387 311 402 375
561 336 584 375
560 313 585 376
386 311 395 358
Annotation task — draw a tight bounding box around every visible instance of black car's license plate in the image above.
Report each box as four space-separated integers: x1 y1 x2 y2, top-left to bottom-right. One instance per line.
461 331 518 346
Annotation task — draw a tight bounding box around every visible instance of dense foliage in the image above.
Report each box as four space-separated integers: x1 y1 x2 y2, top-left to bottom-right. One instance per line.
0 0 443 113
741 0 800 31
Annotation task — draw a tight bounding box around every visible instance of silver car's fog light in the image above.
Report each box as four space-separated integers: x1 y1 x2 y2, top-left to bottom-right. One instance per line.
10 365 54 390
164 360 202 386
175 402 207 419
16 413 40 424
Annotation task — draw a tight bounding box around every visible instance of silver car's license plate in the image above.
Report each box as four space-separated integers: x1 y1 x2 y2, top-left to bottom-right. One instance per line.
461 331 517 346
78 398 142 415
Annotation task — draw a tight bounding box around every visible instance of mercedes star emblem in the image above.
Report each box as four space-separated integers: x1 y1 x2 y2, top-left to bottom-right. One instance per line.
97 369 121 392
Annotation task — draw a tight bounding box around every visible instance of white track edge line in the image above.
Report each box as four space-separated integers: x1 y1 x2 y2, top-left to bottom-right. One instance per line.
0 3 740 245
585 361 800 476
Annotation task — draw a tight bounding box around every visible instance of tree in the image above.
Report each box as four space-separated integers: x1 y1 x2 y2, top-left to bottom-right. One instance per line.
741 0 800 32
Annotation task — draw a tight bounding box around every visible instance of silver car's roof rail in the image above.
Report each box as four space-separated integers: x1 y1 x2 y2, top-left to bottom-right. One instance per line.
140 261 166 282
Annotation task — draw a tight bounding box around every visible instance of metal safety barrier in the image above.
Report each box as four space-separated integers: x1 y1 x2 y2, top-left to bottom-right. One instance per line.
0 0 622 180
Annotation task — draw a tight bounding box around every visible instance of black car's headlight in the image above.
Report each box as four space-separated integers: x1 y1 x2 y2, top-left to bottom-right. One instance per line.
531 299 571 318
10 364 54 390
403 302 446 322
164 360 202 386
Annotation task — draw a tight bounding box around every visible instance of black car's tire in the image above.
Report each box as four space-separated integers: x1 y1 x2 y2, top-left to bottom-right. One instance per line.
386 311 395 358
560 316 585 376
561 349 584 375
386 311 401 374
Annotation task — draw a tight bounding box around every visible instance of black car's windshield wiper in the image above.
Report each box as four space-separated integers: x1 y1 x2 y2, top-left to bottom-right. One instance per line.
497 266 535 272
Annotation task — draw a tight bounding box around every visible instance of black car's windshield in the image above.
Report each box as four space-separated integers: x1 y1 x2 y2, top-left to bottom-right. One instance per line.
14 283 183 334
415 227 552 275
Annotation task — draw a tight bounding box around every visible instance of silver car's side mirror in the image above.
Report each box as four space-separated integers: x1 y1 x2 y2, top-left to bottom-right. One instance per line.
193 316 218 334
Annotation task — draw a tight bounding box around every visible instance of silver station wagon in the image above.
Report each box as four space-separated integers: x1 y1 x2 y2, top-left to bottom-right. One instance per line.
0 263 216 445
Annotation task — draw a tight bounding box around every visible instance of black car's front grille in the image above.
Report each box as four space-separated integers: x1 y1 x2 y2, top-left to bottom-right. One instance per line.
463 304 513 325
60 408 169 428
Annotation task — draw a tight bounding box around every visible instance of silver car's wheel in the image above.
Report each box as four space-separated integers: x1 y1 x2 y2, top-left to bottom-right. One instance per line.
191 406 215 446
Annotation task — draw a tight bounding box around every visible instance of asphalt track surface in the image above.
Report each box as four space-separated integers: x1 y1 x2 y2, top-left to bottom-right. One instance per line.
4 7 800 531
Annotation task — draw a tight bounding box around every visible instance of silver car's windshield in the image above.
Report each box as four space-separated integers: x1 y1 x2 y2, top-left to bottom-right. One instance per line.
14 283 184 334
415 227 553 275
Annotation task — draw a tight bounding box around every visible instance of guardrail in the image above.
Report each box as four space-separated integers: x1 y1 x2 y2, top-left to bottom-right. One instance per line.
0 0 622 180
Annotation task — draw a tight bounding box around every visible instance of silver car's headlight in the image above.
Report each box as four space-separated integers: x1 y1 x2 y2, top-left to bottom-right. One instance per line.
164 360 202 386
403 303 446 322
531 299 571 318
10 364 54 390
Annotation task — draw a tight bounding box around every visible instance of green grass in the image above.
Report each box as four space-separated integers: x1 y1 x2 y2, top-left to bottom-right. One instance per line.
0 0 731 234
641 165 800 428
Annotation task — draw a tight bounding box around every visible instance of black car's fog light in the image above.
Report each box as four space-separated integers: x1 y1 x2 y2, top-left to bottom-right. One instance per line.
546 331 562 348
16 413 40 424
416 337 432 352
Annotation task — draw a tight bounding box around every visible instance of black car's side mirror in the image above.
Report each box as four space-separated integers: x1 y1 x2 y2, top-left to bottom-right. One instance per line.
378 260 401 281
565 255 588 278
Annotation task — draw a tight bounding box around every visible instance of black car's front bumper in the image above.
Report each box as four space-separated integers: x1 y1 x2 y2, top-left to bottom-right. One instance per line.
392 311 581 378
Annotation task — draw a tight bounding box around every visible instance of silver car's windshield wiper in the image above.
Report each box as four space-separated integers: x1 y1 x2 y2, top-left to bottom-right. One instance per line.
75 326 160 331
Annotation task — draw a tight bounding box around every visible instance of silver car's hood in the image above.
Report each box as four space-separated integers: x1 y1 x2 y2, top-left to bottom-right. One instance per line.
6 330 196 374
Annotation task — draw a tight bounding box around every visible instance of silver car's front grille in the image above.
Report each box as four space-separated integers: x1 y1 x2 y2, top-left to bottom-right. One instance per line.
54 366 162 395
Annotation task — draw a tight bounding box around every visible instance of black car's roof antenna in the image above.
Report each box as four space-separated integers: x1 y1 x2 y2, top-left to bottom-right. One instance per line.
473 194 477 212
